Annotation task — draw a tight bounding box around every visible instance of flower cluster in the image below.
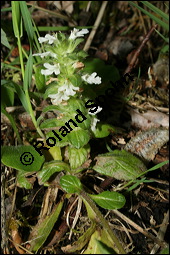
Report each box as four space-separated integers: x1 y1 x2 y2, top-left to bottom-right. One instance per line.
33 28 102 132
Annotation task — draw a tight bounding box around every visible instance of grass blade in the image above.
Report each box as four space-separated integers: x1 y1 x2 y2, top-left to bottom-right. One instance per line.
129 1 169 31
140 1 169 21
19 1 34 45
23 51 33 91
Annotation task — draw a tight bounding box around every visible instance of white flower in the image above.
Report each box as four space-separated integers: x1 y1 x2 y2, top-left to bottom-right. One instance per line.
88 106 103 115
91 117 100 132
69 28 89 40
48 92 70 105
82 72 101 84
41 63 60 76
48 81 79 105
38 34 56 44
33 51 57 58
58 81 79 97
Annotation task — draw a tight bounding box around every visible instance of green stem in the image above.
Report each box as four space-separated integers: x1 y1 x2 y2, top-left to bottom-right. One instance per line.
25 90 45 139
17 36 25 81
80 190 126 254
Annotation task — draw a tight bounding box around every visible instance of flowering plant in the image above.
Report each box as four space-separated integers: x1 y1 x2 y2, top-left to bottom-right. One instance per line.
1 16 147 253
32 28 111 168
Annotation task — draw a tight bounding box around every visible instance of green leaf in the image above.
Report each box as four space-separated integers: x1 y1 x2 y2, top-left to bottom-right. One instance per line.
1 28 11 49
140 1 169 21
19 1 34 44
83 228 117 254
1 146 45 172
28 199 64 252
1 84 14 107
129 1 169 31
40 118 67 128
17 171 33 189
93 123 117 138
42 105 60 113
95 240 116 254
60 175 83 193
11 82 29 112
46 131 69 147
93 150 147 181
1 80 29 112
68 144 90 169
12 1 21 38
1 107 22 144
89 191 126 210
23 51 33 91
37 160 70 184
67 127 90 149
68 74 82 87
83 58 120 83
34 65 45 92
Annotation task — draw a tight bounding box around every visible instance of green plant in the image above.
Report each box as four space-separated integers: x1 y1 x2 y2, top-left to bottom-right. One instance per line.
1 1 169 254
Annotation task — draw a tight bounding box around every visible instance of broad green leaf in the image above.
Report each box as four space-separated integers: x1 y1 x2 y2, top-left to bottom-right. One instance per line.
89 191 126 210
95 240 116 254
46 131 69 147
34 65 45 92
17 170 33 189
60 175 83 193
1 28 11 49
28 199 64 252
67 98 87 113
37 160 70 184
68 144 90 169
68 74 82 87
40 118 67 128
23 51 33 91
1 146 45 172
83 58 120 83
83 228 117 254
93 123 119 138
67 127 90 149
42 105 60 113
93 150 147 180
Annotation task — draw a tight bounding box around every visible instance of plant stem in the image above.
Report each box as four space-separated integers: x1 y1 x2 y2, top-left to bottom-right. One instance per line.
17 37 25 81
80 190 126 254
25 90 45 139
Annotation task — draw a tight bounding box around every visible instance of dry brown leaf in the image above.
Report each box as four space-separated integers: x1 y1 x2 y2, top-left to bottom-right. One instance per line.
127 108 169 130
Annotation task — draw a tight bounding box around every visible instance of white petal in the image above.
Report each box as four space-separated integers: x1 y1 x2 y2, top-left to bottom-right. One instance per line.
38 34 56 44
69 28 89 40
41 63 60 76
49 92 70 105
82 72 101 84
38 37 48 43
45 34 56 44
41 69 53 75
33 51 57 58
